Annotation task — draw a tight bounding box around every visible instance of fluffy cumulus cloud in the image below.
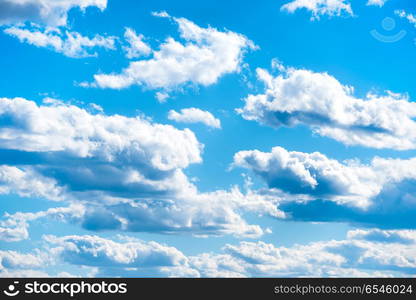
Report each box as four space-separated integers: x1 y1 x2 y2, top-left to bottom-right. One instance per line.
0 97 282 239
0 248 78 277
3 229 415 277
367 0 388 7
168 108 221 129
395 10 416 27
238 66 416 150
281 0 353 20
233 146 416 228
4 25 116 58
122 27 151 59
45 235 199 277
86 12 256 90
348 229 416 245
0 249 50 277
0 0 107 26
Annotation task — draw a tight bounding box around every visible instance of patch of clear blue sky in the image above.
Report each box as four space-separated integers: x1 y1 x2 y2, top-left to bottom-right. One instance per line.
0 0 415 273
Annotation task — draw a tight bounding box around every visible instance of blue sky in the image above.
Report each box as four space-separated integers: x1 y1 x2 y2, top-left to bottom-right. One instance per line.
0 0 415 277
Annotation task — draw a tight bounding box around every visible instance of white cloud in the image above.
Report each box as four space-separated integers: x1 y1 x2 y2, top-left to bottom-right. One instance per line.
0 165 64 201
86 13 256 90
168 108 221 129
0 97 202 169
2 229 415 277
0 220 29 242
0 250 47 269
234 146 416 209
155 92 169 103
395 10 416 26
348 229 416 244
0 0 107 26
123 27 151 59
0 97 279 238
4 26 116 58
0 248 78 277
190 229 416 277
46 234 189 268
151 11 170 18
0 205 84 242
45 234 201 277
367 0 388 7
281 0 353 20
238 65 416 150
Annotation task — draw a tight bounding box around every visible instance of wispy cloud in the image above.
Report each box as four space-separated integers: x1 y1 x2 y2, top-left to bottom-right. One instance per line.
168 108 221 129
83 12 256 92
4 26 116 58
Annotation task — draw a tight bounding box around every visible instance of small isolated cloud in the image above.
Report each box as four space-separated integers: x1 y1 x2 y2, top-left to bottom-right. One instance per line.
237 65 416 150
0 0 107 27
168 108 221 129
0 250 44 269
367 0 388 7
4 26 116 58
85 12 256 91
123 27 152 59
281 0 353 20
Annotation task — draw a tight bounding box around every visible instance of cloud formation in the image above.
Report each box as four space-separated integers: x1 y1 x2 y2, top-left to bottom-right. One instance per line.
281 0 353 20
86 12 256 90
0 97 281 238
395 10 416 27
367 0 388 7
0 0 107 26
168 108 221 129
189 228 416 277
348 229 416 245
4 26 116 58
3 229 415 277
46 235 191 272
238 65 416 150
234 146 416 206
0 205 84 242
